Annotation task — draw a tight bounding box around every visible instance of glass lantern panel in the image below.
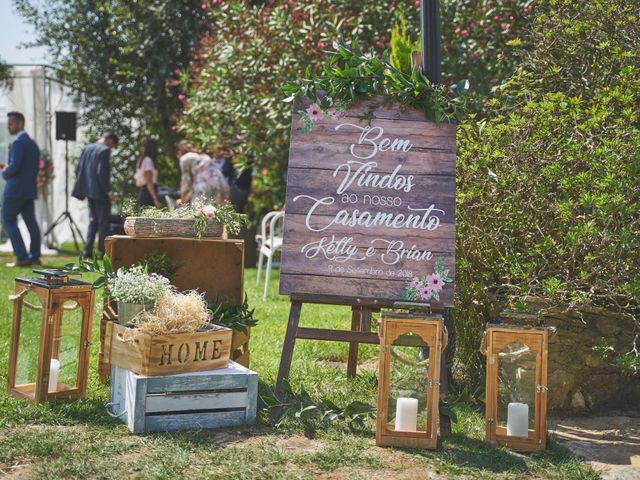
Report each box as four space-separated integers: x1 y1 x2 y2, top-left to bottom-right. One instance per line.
49 299 84 393
496 341 536 437
387 332 430 433
14 291 44 398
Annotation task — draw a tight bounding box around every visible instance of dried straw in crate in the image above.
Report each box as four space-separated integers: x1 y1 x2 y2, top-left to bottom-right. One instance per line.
131 290 210 336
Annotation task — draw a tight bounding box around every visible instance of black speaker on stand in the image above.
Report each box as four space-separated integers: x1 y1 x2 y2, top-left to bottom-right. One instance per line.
45 112 84 251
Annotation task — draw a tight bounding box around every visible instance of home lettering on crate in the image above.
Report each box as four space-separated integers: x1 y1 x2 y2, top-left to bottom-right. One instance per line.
159 339 225 366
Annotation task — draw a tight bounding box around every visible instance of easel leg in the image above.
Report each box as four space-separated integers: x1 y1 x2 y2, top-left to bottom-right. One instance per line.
274 300 303 402
346 307 362 377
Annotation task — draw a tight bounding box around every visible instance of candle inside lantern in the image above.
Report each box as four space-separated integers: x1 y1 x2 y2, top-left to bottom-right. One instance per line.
48 359 60 393
507 402 529 437
395 397 418 431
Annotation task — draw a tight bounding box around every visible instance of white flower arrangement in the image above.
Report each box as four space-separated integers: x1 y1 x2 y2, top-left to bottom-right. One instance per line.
108 265 171 305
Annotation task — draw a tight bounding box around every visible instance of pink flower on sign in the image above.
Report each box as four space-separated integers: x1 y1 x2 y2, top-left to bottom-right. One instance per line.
426 273 444 292
409 277 422 290
39 160 45 169
306 103 323 122
327 107 345 118
419 286 433 301
201 205 217 220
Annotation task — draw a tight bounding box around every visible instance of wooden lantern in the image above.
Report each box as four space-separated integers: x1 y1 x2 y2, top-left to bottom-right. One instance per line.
376 308 446 449
7 269 95 403
484 325 549 451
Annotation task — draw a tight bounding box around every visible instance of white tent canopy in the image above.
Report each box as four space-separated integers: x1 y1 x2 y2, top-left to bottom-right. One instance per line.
0 64 90 253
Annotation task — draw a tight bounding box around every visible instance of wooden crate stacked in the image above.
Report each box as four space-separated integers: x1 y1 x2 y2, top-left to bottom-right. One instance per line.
109 361 257 434
99 236 249 381
102 235 258 433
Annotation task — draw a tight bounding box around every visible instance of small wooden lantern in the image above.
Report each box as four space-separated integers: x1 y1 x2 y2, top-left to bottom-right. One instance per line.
483 325 549 451
376 306 446 449
7 269 95 402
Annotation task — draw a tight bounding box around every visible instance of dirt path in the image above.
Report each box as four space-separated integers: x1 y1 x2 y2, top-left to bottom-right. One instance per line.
550 414 640 480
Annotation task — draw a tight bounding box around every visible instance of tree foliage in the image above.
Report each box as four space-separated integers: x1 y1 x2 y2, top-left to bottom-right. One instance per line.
0 58 13 90
455 0 640 382
14 0 209 197
179 0 419 217
179 0 532 217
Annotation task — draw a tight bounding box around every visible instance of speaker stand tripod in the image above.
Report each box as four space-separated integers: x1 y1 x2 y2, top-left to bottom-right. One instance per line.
44 139 85 251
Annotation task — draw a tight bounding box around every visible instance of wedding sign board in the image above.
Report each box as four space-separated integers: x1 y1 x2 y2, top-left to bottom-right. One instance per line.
280 97 456 307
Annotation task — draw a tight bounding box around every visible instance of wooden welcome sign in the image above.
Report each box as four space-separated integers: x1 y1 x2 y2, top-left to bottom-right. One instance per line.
280 96 456 307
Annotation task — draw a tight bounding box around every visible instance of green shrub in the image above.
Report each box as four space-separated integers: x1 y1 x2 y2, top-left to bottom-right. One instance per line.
455 0 640 384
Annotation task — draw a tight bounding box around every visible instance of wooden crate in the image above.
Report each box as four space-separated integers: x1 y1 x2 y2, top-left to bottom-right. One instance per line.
105 236 244 303
99 236 245 380
109 361 258 434
231 328 250 367
104 322 232 376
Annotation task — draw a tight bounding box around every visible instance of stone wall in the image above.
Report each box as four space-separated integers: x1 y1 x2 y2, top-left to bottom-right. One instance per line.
497 297 640 415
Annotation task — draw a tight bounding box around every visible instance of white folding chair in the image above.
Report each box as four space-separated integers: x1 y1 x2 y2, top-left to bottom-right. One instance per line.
256 211 284 299
164 195 177 211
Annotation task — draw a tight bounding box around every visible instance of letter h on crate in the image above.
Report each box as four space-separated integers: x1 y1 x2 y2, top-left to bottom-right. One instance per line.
108 362 258 434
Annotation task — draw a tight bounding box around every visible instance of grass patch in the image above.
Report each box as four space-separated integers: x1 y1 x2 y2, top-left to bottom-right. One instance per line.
0 248 599 479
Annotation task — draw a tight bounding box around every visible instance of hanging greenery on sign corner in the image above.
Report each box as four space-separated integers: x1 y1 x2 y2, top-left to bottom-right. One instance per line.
283 41 474 124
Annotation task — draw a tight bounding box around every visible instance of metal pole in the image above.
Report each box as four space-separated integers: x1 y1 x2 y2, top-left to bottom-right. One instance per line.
421 0 441 84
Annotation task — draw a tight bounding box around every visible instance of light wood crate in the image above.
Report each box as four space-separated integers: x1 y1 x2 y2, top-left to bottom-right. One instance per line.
109 361 258 434
104 322 232 376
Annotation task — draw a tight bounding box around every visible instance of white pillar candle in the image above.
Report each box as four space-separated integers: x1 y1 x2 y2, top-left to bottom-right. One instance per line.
48 359 60 393
395 397 418 431
507 402 529 437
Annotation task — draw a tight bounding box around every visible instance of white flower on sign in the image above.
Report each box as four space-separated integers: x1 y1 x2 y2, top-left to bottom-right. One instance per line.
200 204 217 220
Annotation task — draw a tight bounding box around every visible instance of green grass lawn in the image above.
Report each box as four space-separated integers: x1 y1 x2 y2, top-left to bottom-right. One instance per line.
0 248 599 479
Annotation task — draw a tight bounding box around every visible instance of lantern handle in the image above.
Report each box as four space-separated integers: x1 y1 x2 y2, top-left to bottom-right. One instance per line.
8 286 44 311
390 346 430 367
479 330 488 356
8 285 34 301
8 288 82 312
105 402 127 419
441 324 448 353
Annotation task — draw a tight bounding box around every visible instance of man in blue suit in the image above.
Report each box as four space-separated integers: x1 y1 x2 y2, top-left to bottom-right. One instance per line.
0 112 41 267
72 131 118 258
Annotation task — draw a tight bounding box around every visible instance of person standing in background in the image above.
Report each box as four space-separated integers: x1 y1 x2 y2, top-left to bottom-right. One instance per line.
134 137 160 208
72 131 118 258
0 111 41 267
177 140 229 205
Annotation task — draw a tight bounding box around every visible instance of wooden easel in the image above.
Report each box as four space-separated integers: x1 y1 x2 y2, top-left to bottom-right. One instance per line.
274 295 455 427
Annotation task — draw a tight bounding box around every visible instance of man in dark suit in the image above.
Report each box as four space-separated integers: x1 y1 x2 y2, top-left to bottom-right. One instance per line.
0 111 41 267
72 132 118 258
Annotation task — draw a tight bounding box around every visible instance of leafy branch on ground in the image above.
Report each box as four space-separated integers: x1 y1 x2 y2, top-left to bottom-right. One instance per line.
262 380 376 431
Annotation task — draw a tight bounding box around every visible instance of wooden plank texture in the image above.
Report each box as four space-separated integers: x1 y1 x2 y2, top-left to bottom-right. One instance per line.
145 391 248 413
280 97 456 307
110 362 258 434
108 322 232 376
105 236 244 304
144 410 247 432
123 217 223 238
